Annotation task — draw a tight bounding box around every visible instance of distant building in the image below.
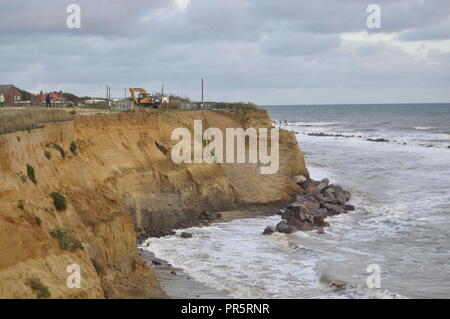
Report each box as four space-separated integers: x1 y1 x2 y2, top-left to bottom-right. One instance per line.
84 99 107 104
0 84 23 105
39 92 68 105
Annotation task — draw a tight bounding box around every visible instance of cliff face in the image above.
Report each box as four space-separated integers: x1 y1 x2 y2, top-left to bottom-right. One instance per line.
0 109 308 299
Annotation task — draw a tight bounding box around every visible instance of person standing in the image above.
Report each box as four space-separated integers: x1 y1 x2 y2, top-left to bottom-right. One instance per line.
0 94 5 107
45 94 51 108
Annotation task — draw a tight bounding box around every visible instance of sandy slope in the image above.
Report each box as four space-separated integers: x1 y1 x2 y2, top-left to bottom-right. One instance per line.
0 108 308 298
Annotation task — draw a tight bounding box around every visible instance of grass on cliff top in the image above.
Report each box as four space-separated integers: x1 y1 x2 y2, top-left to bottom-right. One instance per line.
0 108 73 135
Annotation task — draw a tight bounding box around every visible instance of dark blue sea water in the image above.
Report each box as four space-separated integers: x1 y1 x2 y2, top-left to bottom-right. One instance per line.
265 103 450 147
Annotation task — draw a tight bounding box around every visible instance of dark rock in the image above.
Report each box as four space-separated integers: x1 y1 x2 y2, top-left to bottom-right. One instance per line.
301 222 314 232
342 204 355 211
306 184 320 195
201 211 222 221
288 202 309 216
170 271 177 275
317 178 329 192
367 138 389 143
287 216 304 230
313 215 330 228
281 209 293 220
322 203 347 215
180 232 193 239
305 199 321 211
276 221 298 234
152 260 162 266
263 226 276 236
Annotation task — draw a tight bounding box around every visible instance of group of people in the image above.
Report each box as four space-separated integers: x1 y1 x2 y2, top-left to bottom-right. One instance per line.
0 94 52 108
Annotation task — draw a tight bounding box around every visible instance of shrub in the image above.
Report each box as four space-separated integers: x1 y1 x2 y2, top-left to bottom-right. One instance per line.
27 278 51 299
35 216 42 226
26 164 37 184
70 141 78 155
91 258 103 275
50 192 67 211
17 200 25 210
70 110 77 115
44 151 52 160
47 143 65 159
49 228 83 250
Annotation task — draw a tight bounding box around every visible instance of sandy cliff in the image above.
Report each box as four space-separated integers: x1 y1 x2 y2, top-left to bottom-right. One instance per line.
0 108 308 298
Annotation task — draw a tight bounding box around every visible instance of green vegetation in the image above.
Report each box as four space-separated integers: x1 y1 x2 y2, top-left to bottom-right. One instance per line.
70 141 78 155
35 216 42 226
52 144 65 159
50 192 67 211
0 108 72 136
17 200 25 210
44 151 52 160
26 164 37 184
49 228 83 250
27 278 51 299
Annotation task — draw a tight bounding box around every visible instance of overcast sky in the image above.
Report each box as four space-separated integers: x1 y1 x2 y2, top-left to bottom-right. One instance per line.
1 0 449 104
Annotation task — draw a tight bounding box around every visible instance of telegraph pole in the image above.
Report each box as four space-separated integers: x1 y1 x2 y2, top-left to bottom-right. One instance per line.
201 77 204 103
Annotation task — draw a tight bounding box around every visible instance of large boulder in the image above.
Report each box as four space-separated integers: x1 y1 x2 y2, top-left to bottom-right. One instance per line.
322 203 347 215
262 226 276 236
305 198 321 211
287 216 304 230
301 222 314 231
317 178 330 192
276 221 298 234
292 175 307 184
306 184 320 195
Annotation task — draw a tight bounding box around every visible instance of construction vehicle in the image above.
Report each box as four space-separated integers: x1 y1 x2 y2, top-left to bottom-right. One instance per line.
129 88 163 108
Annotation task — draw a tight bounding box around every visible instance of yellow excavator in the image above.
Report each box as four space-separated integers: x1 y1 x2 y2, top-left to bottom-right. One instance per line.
129 88 162 108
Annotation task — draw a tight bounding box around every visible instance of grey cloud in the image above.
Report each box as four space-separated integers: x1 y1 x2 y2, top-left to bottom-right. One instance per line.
1 0 450 104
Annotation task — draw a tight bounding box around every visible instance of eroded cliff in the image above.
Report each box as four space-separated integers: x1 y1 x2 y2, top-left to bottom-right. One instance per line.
0 108 308 298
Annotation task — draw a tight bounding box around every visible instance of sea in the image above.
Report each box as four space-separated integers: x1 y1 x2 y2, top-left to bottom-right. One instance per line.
142 103 450 299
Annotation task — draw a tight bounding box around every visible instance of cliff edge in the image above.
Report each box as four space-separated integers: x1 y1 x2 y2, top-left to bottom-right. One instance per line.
0 108 308 298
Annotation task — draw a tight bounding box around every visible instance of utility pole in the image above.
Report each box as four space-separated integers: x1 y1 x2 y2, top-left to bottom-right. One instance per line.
124 88 127 99
161 84 164 96
201 77 204 103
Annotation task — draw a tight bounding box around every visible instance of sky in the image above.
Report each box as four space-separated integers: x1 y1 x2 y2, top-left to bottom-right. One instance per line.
0 0 449 105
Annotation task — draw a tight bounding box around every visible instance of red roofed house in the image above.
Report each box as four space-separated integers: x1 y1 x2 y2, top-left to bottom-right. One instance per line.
0 84 23 105
39 91 68 105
